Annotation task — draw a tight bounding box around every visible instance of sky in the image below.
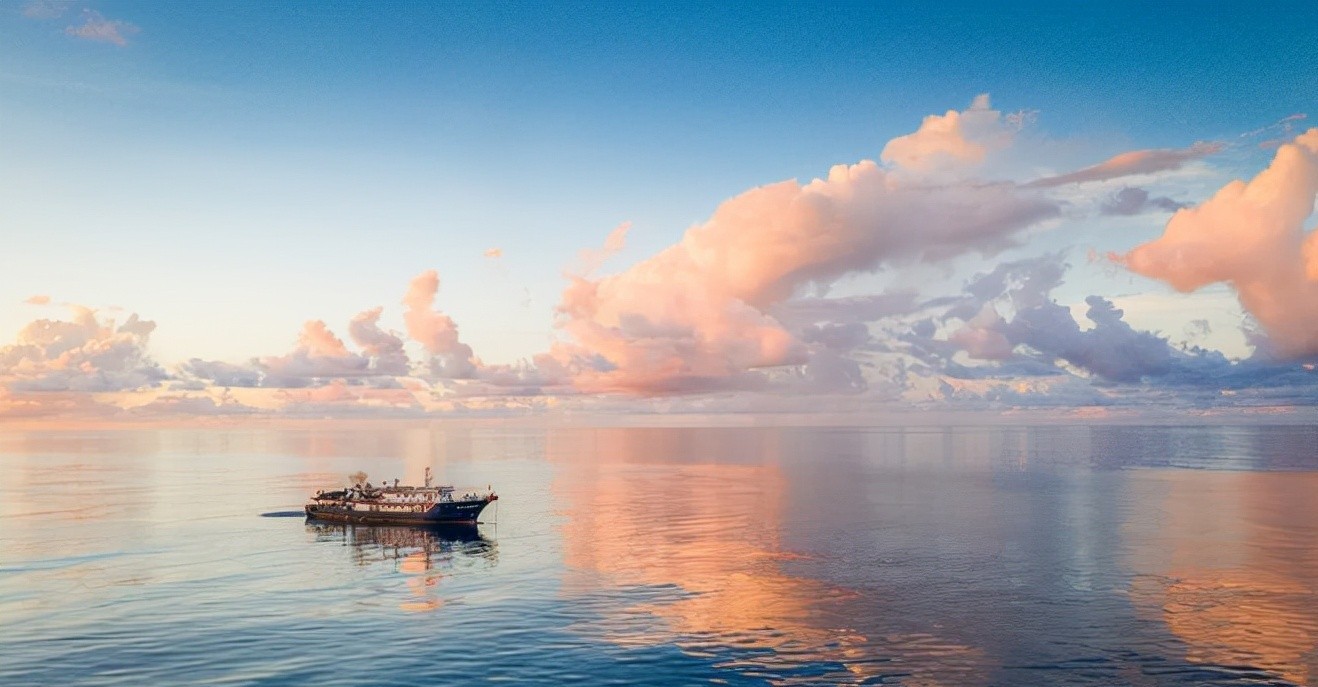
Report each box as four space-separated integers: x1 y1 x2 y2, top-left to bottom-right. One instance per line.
3 1 1318 420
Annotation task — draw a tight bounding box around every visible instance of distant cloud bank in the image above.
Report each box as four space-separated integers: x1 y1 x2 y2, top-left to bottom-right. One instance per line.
4 97 1317 420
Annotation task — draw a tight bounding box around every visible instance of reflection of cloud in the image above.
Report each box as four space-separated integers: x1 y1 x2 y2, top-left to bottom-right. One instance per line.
551 428 987 684
1125 471 1318 685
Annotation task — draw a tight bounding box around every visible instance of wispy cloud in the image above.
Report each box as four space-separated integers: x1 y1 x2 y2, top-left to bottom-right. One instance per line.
64 9 139 47
1026 142 1222 188
24 294 51 305
21 0 73 19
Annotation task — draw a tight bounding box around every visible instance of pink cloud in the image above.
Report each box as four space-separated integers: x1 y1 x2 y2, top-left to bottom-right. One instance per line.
1027 141 1222 188
551 137 1058 394
880 94 1015 174
949 303 1014 360
182 273 482 389
347 307 409 375
574 221 631 275
484 247 503 259
0 305 165 392
257 320 371 385
24 294 51 305
1120 128 1318 358
402 270 476 378
64 9 138 46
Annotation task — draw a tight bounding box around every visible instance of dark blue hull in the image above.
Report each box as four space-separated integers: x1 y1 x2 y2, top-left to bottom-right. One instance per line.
305 497 495 525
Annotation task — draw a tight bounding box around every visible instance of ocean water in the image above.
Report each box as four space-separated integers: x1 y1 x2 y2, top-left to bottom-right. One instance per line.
1 423 1316 686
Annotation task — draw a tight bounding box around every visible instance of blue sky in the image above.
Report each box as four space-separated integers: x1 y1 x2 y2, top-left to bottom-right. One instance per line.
2 1 1317 417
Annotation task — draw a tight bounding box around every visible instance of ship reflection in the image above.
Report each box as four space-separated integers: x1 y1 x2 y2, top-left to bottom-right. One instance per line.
306 522 497 613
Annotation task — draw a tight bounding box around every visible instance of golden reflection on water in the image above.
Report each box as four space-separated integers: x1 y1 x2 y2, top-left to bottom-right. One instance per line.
550 427 988 685
1125 471 1318 685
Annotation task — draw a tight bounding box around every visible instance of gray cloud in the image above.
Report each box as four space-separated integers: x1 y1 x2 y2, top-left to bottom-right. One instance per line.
1099 187 1185 216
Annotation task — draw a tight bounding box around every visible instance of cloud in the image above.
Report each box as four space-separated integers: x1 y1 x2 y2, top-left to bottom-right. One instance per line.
178 358 262 388
21 0 72 19
180 270 480 392
402 270 476 378
0 305 166 392
894 252 1318 411
1120 128 1318 358
24 294 51 305
13 98 1318 420
551 143 1059 394
181 318 386 389
574 221 631 275
64 9 138 46
347 307 409 375
1027 142 1222 188
927 254 1190 383
880 94 1019 175
1099 187 1185 216
256 320 374 387
770 292 920 331
484 247 503 259
1240 113 1308 140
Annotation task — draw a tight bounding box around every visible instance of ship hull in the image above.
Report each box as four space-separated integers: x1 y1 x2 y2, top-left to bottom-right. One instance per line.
305 497 495 525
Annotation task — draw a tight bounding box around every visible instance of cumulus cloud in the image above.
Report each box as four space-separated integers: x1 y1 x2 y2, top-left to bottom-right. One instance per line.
257 320 373 387
1099 187 1185 216
14 99 1318 419
896 252 1318 411
402 270 476 378
1028 142 1222 188
181 269 480 392
880 94 1017 174
0 305 166 392
922 254 1195 383
551 147 1059 394
181 318 389 389
64 9 138 46
1120 128 1318 358
347 307 409 375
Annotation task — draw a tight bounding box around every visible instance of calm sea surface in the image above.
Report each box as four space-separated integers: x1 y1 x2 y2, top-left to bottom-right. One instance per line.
2 423 1317 686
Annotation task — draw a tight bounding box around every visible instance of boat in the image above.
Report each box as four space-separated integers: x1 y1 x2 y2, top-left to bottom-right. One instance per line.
305 467 498 525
